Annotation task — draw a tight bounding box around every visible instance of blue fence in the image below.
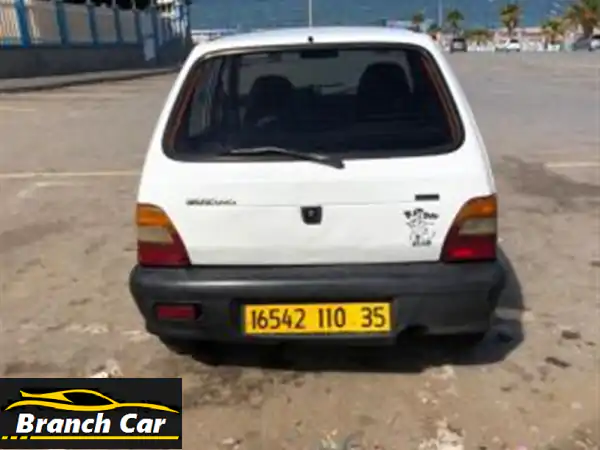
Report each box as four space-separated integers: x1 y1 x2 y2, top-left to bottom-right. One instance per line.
0 0 189 50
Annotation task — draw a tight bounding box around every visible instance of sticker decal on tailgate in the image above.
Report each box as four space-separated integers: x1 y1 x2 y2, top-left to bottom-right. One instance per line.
403 208 439 247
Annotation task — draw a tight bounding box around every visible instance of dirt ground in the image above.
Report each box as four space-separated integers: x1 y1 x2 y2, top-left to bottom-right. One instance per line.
0 53 598 450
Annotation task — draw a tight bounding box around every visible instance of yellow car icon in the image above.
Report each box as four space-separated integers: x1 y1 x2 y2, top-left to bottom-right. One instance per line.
4 389 178 413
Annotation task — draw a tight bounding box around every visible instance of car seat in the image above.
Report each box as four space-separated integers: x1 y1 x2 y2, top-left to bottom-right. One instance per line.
356 62 414 119
244 75 294 128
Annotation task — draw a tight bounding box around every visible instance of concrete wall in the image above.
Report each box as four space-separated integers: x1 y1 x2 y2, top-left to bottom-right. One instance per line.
0 41 191 79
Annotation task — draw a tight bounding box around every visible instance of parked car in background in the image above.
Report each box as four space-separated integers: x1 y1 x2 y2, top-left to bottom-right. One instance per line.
495 38 522 52
449 37 468 53
572 34 600 51
546 42 562 52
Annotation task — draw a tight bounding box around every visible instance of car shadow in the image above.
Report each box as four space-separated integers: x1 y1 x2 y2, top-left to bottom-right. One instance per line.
187 247 525 373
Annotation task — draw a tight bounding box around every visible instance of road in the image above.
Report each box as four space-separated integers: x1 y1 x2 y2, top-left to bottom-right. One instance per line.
0 53 598 450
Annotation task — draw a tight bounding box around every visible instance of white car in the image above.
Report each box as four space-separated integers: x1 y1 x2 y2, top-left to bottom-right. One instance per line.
129 26 506 354
449 37 468 53
572 34 600 51
496 38 522 52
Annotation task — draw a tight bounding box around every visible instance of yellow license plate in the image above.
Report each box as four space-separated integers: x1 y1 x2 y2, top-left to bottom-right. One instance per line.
243 302 392 335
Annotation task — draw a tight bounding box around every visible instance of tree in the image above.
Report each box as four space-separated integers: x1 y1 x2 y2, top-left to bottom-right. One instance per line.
445 9 465 36
564 0 600 38
427 22 441 40
541 17 566 46
500 2 521 37
410 11 425 32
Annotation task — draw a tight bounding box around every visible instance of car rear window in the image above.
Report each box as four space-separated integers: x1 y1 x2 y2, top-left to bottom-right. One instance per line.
163 44 464 161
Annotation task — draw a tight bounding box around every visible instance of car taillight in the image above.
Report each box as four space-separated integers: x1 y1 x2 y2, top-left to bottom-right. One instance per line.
136 203 190 267
441 195 498 262
155 304 198 320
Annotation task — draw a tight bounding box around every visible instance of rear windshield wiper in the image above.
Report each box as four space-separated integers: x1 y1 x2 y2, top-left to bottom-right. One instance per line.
222 146 345 169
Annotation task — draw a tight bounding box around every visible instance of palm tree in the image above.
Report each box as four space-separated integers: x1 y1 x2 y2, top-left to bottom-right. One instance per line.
411 11 426 32
564 0 599 38
500 2 521 37
541 17 566 46
445 9 465 36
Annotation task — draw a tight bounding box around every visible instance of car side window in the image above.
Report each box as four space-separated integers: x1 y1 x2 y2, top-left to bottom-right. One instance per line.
187 59 226 139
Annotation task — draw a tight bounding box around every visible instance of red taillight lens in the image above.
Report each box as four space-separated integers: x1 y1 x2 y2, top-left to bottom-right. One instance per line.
136 204 190 267
155 304 197 320
442 195 498 262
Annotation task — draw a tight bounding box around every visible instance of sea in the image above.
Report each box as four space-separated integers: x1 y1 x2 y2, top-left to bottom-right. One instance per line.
189 0 571 30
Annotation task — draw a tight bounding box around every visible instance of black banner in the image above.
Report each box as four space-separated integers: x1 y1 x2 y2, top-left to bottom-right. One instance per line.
0 378 182 449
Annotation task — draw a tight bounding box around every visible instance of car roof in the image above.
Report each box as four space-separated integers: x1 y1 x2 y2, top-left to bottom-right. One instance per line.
188 26 436 59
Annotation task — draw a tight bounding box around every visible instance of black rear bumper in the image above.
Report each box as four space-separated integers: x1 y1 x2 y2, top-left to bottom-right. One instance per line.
129 261 506 343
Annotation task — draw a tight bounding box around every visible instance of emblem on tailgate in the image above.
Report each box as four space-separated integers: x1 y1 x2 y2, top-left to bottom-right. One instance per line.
403 208 439 247
186 198 237 206
301 206 322 225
